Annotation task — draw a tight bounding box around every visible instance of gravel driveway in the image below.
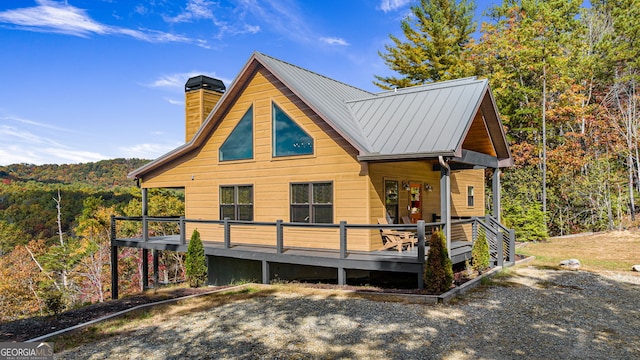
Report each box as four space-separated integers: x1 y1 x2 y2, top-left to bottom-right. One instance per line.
56 266 640 359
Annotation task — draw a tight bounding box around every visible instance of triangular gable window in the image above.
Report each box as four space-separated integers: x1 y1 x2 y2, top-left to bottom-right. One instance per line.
220 106 253 161
273 102 313 157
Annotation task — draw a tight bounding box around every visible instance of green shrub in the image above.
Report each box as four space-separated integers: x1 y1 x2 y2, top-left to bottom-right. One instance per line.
43 288 66 315
185 229 207 288
471 231 490 273
424 230 453 294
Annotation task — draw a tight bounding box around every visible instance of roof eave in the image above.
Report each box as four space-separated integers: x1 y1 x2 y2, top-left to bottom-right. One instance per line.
357 151 456 162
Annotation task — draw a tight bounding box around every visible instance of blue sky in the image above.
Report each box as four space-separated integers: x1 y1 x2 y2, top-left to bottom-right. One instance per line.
0 0 498 165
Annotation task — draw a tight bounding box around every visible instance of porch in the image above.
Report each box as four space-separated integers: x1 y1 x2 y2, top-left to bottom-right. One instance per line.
110 215 516 298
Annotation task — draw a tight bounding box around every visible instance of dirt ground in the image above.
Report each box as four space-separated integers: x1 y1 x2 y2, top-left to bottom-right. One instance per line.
0 287 216 342
1 269 479 343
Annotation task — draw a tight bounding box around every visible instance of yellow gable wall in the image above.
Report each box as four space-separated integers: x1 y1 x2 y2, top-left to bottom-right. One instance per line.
141 68 372 250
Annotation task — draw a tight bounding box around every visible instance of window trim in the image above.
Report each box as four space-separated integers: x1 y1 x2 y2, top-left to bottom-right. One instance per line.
467 186 475 207
290 181 333 224
220 184 254 221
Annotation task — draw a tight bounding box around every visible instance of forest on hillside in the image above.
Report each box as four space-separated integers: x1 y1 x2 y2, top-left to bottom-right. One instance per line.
0 158 187 322
2 0 640 322
374 0 640 240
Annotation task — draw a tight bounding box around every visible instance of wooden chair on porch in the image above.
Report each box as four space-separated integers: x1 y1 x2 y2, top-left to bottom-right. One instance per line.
376 218 417 252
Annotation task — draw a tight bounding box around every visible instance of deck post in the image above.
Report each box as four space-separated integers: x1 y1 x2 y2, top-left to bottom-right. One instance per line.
110 215 119 299
262 260 270 284
417 220 425 261
179 216 186 245
492 168 501 224
142 248 149 289
339 221 347 259
111 245 118 299
142 215 148 242
223 217 230 248
496 232 504 267
440 160 451 256
142 188 148 243
141 187 148 216
417 220 426 290
508 229 516 263
276 220 283 254
338 268 346 285
153 249 159 287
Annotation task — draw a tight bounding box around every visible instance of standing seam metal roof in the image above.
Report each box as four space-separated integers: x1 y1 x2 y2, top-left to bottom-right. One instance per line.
129 52 509 179
256 52 493 158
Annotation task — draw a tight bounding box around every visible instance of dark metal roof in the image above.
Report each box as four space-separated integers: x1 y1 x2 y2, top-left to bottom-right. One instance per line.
349 77 488 158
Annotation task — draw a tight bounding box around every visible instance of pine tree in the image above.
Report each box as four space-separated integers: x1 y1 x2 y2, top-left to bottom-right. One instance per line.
374 0 476 89
185 229 207 288
424 230 454 293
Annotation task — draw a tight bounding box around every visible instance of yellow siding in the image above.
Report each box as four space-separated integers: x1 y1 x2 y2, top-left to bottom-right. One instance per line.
451 169 485 217
141 67 489 251
185 89 223 142
143 68 372 250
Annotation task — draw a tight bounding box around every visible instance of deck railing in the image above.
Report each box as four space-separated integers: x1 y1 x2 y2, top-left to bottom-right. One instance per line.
448 216 516 266
111 216 445 262
111 215 515 264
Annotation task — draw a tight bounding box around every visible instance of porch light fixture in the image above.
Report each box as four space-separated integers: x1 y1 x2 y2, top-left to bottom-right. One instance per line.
402 181 410 190
424 183 433 192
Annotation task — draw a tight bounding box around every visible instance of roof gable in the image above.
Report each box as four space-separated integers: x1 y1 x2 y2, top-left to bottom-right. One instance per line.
129 53 512 179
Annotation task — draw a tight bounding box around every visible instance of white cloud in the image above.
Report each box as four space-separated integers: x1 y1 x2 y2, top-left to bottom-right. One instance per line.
319 37 349 46
119 142 183 160
379 0 412 13
1 114 75 132
0 124 108 165
164 0 216 23
147 73 198 89
0 0 208 47
145 72 232 90
165 98 184 105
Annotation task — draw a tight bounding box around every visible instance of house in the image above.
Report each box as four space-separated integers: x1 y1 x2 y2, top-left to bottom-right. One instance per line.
110 52 514 296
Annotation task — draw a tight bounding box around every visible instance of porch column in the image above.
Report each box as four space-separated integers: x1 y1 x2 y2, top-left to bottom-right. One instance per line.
492 168 501 223
141 188 148 217
439 157 451 255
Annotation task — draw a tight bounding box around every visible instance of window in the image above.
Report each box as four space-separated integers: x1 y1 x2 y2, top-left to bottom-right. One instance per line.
220 106 253 161
467 186 475 207
220 185 253 220
290 182 333 223
273 102 313 157
384 180 399 224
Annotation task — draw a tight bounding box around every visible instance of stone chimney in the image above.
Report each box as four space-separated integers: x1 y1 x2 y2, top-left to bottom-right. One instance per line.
184 75 226 142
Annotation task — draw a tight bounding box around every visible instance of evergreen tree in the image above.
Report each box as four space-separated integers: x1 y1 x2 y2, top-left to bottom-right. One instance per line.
471 231 490 272
185 229 207 288
424 230 454 293
375 0 476 89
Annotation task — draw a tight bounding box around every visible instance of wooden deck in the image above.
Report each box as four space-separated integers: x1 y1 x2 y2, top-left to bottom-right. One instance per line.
109 216 514 296
113 235 472 274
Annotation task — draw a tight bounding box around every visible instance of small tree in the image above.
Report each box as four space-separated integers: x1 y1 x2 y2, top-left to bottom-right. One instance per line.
424 230 453 294
471 231 490 273
185 229 207 288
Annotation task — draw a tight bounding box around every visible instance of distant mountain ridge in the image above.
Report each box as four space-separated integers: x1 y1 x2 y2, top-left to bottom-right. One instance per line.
0 158 150 188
